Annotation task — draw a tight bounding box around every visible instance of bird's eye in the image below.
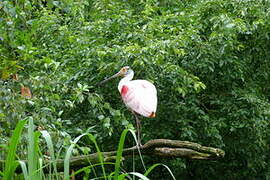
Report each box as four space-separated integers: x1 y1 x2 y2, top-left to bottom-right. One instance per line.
125 67 130 72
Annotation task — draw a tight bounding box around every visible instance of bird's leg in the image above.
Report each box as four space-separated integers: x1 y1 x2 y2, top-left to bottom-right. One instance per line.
136 115 142 147
132 111 142 148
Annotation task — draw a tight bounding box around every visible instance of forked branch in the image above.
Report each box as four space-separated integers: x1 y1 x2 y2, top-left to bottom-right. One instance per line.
50 139 225 171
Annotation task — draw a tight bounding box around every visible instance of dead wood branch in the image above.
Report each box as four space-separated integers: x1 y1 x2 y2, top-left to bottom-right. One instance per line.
0 139 225 173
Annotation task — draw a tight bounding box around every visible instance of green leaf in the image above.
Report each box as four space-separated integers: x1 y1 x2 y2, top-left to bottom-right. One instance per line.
3 120 27 180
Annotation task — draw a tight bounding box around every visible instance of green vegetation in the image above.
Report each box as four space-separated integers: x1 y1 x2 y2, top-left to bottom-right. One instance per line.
1 118 175 179
1 0 270 179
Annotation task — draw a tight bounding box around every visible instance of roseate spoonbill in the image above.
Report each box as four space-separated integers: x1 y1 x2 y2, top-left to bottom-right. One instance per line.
99 66 157 146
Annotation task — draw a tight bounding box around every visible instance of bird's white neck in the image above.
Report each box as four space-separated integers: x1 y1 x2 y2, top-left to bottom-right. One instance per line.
118 70 134 92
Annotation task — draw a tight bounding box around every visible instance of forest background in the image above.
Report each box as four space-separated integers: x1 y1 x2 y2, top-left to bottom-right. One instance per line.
0 0 270 179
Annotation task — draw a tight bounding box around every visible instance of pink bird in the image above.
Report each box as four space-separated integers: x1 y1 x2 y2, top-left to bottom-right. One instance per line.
100 66 157 146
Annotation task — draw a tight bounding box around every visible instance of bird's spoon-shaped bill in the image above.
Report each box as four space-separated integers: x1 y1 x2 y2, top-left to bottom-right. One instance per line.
98 71 122 86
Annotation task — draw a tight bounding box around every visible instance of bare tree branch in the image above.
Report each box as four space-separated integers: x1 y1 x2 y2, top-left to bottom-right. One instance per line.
0 139 225 173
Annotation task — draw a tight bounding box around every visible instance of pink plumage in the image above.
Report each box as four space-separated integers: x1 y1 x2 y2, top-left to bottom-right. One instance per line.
99 66 157 146
119 80 157 118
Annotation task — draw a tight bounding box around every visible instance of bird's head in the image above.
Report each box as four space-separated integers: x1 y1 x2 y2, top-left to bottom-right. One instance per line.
119 66 132 77
99 66 133 85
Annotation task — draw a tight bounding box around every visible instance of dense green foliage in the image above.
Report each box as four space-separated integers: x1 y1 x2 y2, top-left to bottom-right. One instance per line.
1 0 270 179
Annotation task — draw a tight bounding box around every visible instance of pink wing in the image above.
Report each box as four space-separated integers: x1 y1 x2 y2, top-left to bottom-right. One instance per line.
120 80 157 118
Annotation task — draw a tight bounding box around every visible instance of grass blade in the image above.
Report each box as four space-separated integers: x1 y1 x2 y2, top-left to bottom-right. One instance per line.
72 162 115 177
40 130 58 180
27 117 35 177
18 161 28 180
27 117 41 180
64 133 108 180
64 133 86 180
64 133 110 180
87 134 106 180
114 129 133 180
119 172 150 180
3 119 27 180
144 163 176 180
38 158 45 179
